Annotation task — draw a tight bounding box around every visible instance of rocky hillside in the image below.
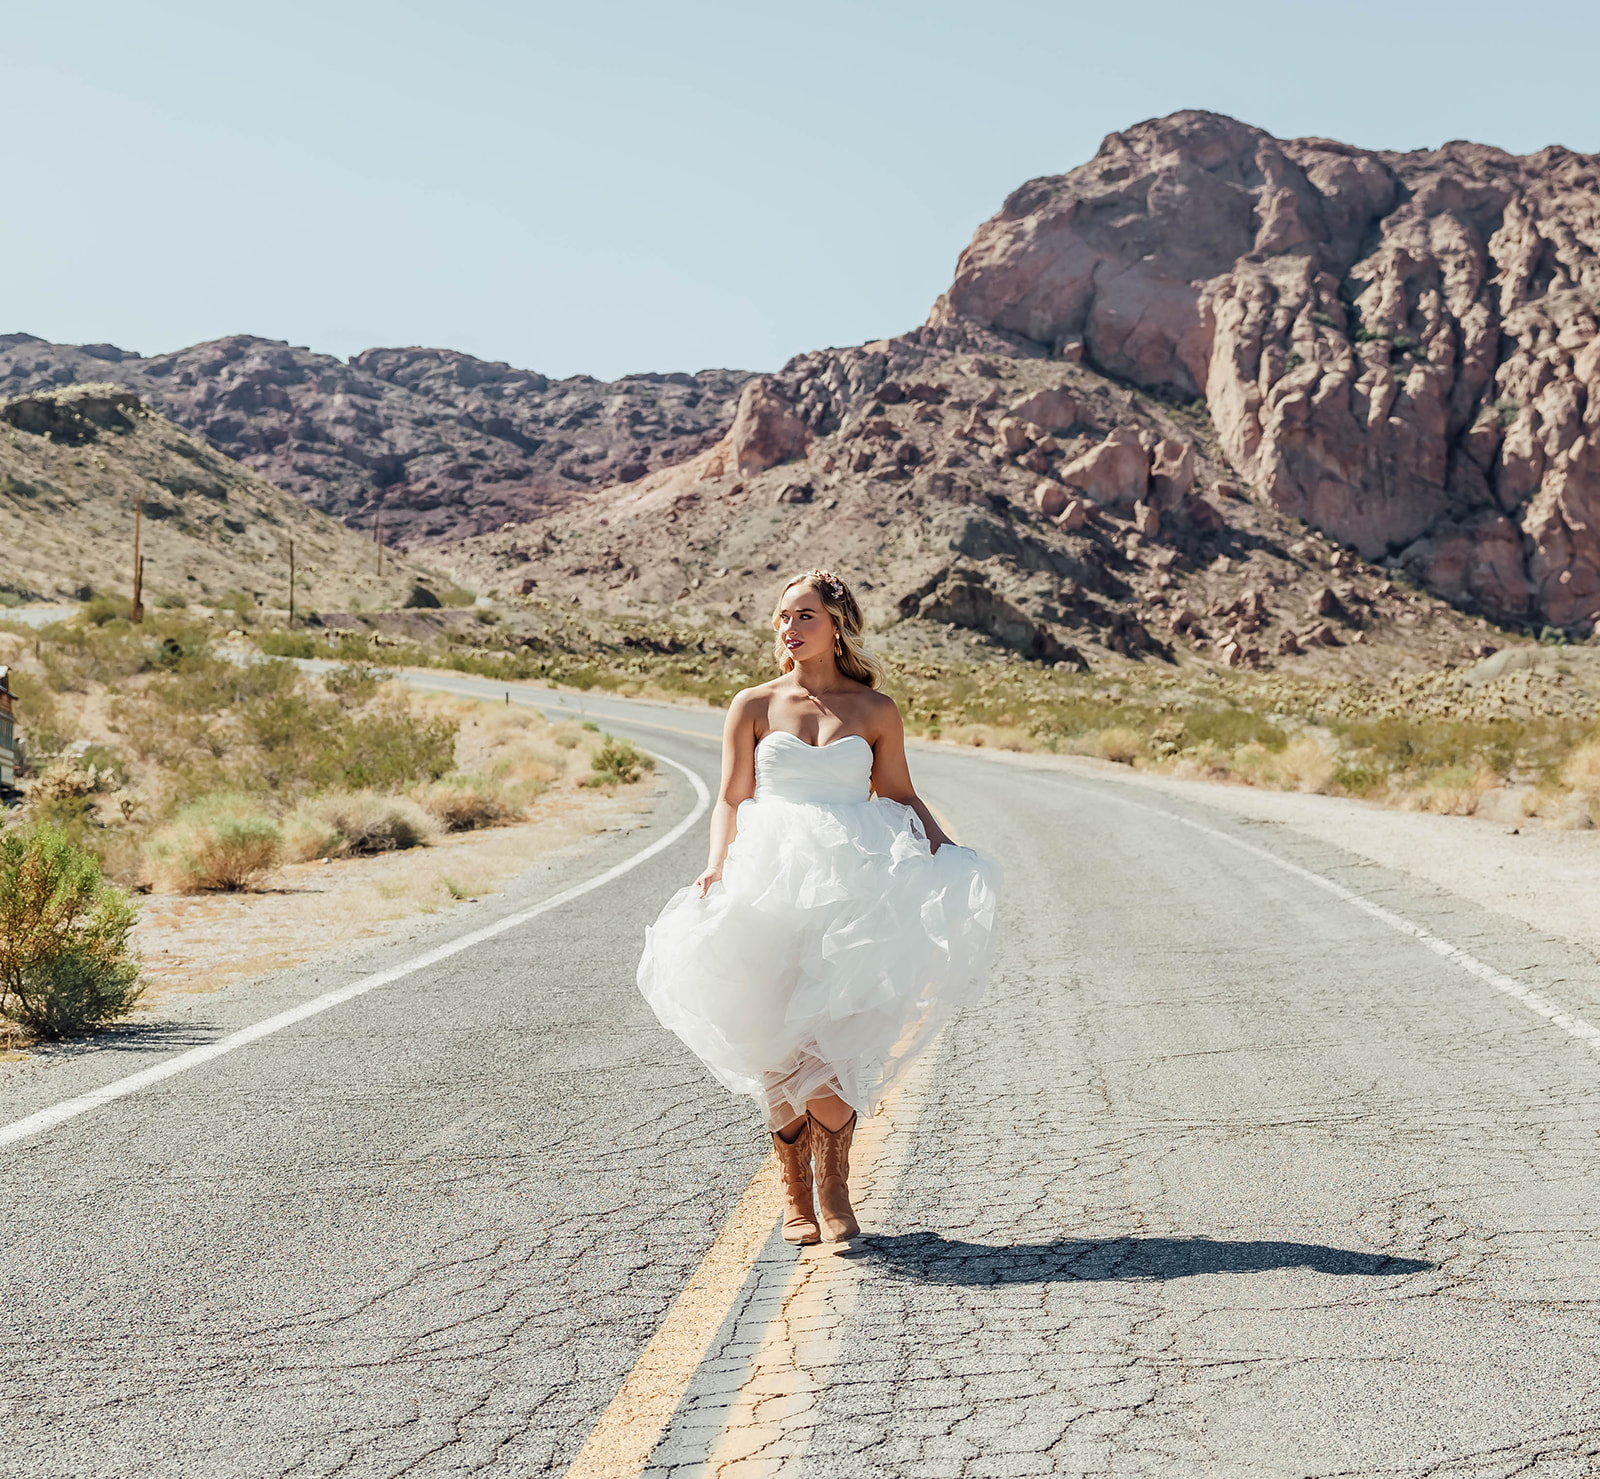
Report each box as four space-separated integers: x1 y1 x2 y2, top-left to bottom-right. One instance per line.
440 319 1505 677
10 110 1599 652
0 334 750 548
0 385 436 611
932 110 1600 635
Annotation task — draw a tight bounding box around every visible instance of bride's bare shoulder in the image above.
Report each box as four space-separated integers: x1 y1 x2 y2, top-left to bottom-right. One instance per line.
727 682 779 727
860 687 902 730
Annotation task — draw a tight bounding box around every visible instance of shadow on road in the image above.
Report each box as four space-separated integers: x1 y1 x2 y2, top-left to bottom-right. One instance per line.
851 1232 1432 1283
12 1020 218 1069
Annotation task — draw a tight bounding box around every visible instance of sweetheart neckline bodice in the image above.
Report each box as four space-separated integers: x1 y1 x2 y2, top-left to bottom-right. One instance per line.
757 731 872 753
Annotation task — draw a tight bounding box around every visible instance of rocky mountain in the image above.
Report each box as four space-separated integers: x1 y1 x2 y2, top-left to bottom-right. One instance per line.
9 109 1598 653
1 384 436 611
441 318 1501 677
0 334 750 548
932 110 1600 635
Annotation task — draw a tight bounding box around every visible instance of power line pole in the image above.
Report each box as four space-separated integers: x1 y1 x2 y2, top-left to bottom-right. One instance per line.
288 538 296 627
375 502 384 578
131 492 145 623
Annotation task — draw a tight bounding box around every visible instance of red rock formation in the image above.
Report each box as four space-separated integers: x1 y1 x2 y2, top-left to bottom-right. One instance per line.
0 334 751 547
728 379 810 476
931 110 1600 633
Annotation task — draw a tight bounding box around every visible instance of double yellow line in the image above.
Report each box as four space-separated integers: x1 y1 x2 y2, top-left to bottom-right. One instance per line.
564 1058 937 1477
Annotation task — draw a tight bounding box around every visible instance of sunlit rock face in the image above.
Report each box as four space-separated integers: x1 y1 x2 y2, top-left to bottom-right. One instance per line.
933 109 1600 632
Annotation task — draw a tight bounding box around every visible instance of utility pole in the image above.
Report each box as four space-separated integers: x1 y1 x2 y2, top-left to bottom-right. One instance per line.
131 492 145 622
375 502 384 578
288 538 296 627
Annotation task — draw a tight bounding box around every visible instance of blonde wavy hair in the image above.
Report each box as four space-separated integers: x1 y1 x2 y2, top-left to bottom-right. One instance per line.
771 569 885 689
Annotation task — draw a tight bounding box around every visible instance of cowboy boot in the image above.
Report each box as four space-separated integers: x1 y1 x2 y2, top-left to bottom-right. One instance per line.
772 1122 820 1245
808 1110 860 1241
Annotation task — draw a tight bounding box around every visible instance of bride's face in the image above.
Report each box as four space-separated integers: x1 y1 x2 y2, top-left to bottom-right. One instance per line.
776 584 835 662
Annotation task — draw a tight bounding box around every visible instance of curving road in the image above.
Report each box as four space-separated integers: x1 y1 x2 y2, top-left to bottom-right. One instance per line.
3 674 1600 1477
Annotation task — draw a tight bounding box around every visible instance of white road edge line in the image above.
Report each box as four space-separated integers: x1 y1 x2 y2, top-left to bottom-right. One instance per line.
1113 791 1600 1053
0 750 711 1153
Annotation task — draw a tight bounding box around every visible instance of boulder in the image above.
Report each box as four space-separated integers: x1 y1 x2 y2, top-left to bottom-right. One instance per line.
1006 386 1082 433
1059 427 1148 507
1033 481 1068 518
994 417 1030 453
1148 439 1196 509
729 379 810 477
1054 498 1091 532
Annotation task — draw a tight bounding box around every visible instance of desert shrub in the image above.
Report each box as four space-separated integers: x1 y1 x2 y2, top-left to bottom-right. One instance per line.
323 662 390 704
84 594 132 626
1181 707 1287 754
1562 740 1600 825
1276 736 1336 793
584 736 655 787
0 824 142 1038
415 775 518 832
1329 715 1528 784
292 791 437 856
257 630 316 658
1094 727 1145 765
281 807 345 863
153 592 188 610
310 701 456 791
147 793 283 891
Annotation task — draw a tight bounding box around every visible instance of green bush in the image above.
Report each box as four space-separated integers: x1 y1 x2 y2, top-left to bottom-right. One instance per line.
147 793 283 891
84 594 132 626
1180 707 1288 754
312 702 456 791
257 630 316 658
585 736 655 787
0 824 142 1038
323 662 391 704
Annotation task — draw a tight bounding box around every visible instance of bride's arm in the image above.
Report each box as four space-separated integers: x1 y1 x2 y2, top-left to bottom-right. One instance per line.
867 699 952 852
695 690 760 896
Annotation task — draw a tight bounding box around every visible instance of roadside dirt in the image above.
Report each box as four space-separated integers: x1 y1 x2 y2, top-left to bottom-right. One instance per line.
134 782 657 1000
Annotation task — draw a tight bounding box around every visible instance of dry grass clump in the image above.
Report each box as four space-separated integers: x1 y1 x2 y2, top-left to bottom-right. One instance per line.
1393 766 1499 816
147 794 283 892
285 792 438 859
1092 727 1145 765
1561 741 1600 825
415 775 518 832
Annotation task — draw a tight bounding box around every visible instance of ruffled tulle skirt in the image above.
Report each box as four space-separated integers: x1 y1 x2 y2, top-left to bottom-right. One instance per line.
637 794 1001 1127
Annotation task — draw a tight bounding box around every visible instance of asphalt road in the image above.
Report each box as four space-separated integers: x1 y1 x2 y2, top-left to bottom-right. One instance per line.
4 675 1600 1477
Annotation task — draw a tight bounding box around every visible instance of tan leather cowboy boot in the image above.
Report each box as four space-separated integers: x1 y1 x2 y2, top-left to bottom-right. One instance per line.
808 1110 860 1241
772 1122 820 1245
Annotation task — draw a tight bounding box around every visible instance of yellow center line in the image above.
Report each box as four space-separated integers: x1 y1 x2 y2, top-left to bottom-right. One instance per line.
561 1052 938 1478
561 1161 783 1479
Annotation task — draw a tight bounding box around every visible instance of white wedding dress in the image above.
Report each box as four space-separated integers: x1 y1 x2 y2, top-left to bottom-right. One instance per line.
637 731 1001 1127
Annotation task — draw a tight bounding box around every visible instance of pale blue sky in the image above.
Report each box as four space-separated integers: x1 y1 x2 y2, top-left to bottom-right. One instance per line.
7 1 1597 380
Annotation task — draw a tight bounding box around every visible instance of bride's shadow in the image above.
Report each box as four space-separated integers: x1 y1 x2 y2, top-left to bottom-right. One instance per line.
847 1232 1432 1284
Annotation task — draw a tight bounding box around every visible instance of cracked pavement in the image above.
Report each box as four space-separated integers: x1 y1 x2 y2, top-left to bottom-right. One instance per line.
5 681 1600 1477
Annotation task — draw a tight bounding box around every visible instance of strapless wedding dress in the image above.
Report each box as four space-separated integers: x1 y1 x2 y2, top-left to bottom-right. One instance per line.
636 731 1001 1127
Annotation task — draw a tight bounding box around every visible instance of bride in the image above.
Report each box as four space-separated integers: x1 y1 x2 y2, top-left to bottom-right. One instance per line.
637 569 1001 1244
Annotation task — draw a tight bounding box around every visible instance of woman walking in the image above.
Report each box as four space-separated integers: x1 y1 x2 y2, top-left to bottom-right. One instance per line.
637 569 1000 1243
